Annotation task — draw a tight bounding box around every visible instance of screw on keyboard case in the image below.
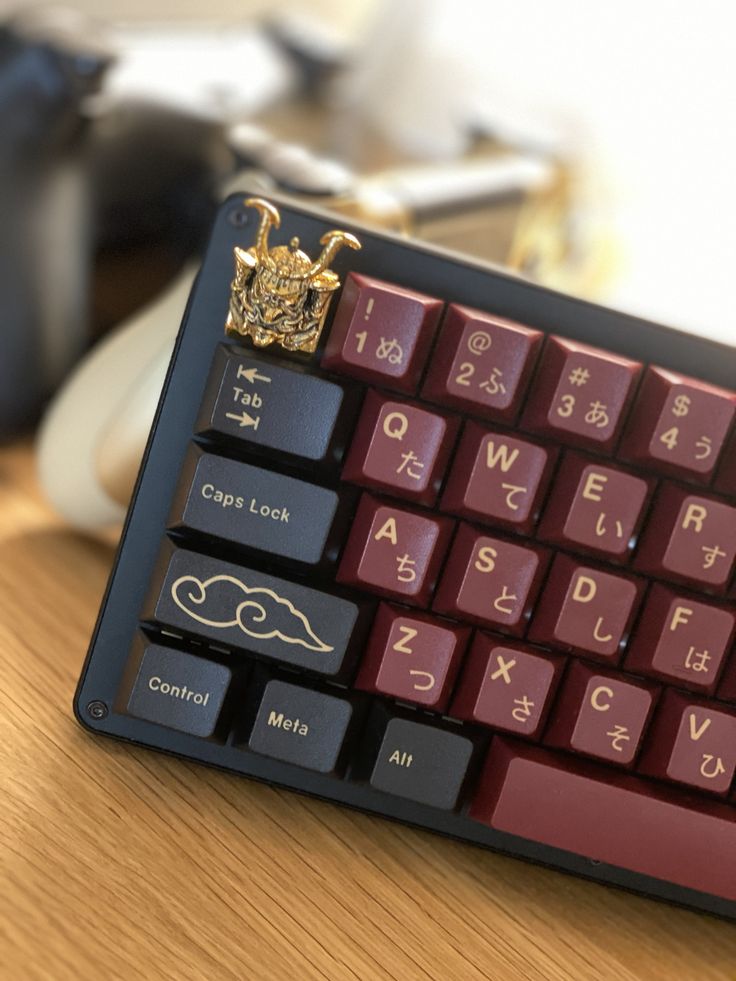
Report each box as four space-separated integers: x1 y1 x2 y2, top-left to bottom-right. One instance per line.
74 192 736 920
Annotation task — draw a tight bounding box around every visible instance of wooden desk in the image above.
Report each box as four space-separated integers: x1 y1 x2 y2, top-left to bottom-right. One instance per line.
2 441 735 981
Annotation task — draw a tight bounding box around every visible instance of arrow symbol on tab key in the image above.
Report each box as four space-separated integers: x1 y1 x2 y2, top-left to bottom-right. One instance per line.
225 411 260 430
237 366 272 384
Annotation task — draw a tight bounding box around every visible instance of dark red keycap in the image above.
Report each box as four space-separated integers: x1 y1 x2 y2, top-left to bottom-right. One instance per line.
470 737 736 902
544 660 657 766
433 523 549 636
619 366 736 480
634 484 736 591
528 554 644 662
421 304 543 421
441 422 557 534
538 453 652 561
450 634 564 739
520 336 641 451
639 690 736 796
337 493 453 606
322 273 442 392
625 584 735 694
356 603 470 711
341 390 459 505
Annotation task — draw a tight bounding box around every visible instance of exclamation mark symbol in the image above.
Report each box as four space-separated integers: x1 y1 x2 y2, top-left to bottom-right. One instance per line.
365 298 375 320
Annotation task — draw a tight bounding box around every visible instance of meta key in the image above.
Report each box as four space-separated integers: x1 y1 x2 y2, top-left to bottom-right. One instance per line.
196 344 358 467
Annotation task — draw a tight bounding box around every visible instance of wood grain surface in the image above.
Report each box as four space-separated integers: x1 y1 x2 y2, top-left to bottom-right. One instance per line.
2 442 736 981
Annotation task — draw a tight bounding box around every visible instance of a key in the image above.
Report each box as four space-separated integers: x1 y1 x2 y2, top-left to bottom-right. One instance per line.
624 584 735 694
619 366 736 480
544 660 657 766
124 637 232 738
168 446 343 565
322 273 443 392
195 344 359 467
450 634 564 739
441 422 557 534
421 303 543 421
246 679 354 774
470 737 736 902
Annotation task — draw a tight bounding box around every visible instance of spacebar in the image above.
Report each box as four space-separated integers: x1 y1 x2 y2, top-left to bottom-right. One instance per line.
470 738 736 902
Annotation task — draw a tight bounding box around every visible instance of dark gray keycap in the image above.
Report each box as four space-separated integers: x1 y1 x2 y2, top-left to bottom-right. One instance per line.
169 446 339 564
126 642 231 737
369 718 473 810
247 680 353 773
196 345 352 464
143 544 367 677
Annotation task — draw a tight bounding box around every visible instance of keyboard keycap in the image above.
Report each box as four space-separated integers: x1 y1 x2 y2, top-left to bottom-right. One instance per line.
337 493 454 605
634 483 736 591
441 422 557 534
341 390 459 505
544 660 657 766
125 638 231 737
356 603 470 711
169 447 342 565
143 544 369 678
619 366 736 480
625 584 735 693
470 737 736 903
195 344 358 466
322 273 442 392
421 304 543 421
450 634 564 739
521 336 641 451
246 679 354 774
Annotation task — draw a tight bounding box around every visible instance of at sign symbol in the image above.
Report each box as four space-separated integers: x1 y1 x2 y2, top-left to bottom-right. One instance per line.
467 330 492 356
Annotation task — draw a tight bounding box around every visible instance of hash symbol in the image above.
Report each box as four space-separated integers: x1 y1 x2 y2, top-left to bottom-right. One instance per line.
568 366 590 387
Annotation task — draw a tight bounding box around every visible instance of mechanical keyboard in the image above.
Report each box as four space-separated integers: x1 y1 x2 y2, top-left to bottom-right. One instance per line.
75 194 736 919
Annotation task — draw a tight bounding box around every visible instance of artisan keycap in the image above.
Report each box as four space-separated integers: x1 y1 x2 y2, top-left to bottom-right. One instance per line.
634 483 736 591
470 738 736 902
421 304 543 421
322 273 442 392
538 453 652 560
433 523 549 635
639 690 736 796
143 543 369 678
195 344 358 466
247 679 353 774
125 638 231 738
619 366 736 480
625 585 735 693
528 554 644 662
168 446 342 565
341 390 459 505
450 634 563 739
544 660 657 766
367 715 474 809
356 603 470 711
520 336 641 451
441 422 557 533
337 494 453 605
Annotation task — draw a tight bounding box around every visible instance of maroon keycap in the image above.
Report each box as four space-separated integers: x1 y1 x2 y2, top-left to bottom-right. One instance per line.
520 336 641 451
433 524 549 636
714 429 736 497
441 422 557 534
538 453 652 561
619 366 736 480
337 494 453 605
625 584 735 694
639 690 736 796
355 603 470 711
322 272 442 392
469 737 736 903
421 304 543 421
634 483 736 592
450 634 564 739
544 660 657 766
528 554 644 662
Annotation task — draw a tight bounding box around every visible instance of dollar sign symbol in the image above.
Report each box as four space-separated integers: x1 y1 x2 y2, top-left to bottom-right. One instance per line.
672 394 691 417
